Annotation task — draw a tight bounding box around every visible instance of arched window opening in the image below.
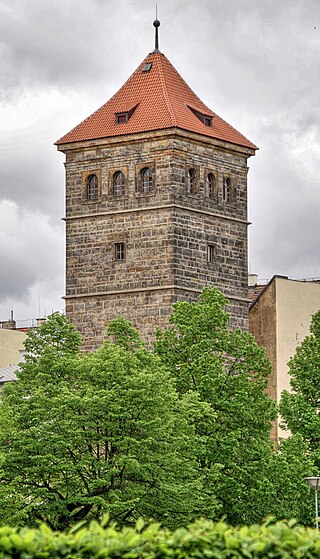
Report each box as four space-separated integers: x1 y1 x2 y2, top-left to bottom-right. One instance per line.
207 173 215 198
223 177 231 203
187 168 195 194
87 174 98 200
113 171 125 196
141 167 153 193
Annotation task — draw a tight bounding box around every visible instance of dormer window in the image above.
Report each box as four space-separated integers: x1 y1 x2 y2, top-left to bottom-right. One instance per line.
115 104 139 125
188 105 213 127
142 62 152 73
116 113 128 124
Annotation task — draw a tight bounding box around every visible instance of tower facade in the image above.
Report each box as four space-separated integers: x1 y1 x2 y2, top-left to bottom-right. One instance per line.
56 40 256 350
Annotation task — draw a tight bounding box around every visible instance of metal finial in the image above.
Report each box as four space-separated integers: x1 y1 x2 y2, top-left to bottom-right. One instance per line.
153 7 160 52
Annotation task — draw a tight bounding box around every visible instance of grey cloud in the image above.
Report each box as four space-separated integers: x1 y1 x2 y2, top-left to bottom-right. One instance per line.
1 0 320 321
0 130 64 218
0 200 64 304
0 0 142 100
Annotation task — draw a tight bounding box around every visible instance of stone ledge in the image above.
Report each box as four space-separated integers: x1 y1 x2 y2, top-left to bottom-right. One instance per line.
63 284 250 304
63 203 250 226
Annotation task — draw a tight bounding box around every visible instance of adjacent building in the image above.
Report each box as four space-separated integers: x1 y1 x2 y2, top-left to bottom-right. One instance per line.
0 317 26 386
0 328 26 369
249 275 320 438
56 22 257 350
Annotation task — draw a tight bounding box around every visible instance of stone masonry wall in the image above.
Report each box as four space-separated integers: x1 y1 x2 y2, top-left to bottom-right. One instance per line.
63 131 252 348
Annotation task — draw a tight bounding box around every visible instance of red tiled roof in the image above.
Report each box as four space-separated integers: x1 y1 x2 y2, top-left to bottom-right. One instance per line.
56 51 257 150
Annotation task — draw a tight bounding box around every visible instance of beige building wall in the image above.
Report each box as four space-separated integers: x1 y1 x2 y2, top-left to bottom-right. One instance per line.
250 276 320 440
0 330 26 368
275 277 320 437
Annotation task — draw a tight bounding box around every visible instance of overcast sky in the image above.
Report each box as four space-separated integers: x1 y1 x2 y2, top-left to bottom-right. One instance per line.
0 0 319 325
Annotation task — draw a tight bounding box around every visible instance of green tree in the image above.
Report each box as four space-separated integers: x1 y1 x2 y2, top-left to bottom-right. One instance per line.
280 310 320 471
278 309 320 527
0 314 208 529
264 434 314 524
154 288 277 524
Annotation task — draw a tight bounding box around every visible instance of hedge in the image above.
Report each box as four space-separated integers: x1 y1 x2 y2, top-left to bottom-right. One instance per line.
0 519 319 559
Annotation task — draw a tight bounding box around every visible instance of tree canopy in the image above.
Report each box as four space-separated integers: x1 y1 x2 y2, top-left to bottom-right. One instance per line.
154 288 277 524
0 314 205 529
0 292 315 529
280 310 320 468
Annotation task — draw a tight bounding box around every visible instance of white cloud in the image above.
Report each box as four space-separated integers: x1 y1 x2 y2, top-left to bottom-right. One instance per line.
0 0 320 321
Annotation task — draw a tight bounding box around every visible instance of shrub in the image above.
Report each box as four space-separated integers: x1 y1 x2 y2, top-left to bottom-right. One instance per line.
0 519 319 559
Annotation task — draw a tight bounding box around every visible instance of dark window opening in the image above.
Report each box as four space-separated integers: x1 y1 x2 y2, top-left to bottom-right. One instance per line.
141 167 153 193
207 244 216 263
115 242 125 261
207 173 215 198
113 171 125 196
116 113 128 124
115 104 138 125
142 62 152 72
223 177 231 203
187 168 195 194
188 105 213 127
87 174 98 200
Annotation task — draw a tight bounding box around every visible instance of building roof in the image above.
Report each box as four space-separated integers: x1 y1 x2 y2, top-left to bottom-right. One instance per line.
56 50 257 150
248 284 267 306
0 364 19 384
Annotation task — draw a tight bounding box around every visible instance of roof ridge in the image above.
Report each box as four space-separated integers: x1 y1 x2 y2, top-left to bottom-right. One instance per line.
156 53 177 126
55 57 148 145
163 55 214 115
210 110 259 152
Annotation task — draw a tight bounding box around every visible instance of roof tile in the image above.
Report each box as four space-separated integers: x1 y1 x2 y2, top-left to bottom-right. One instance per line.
56 51 257 150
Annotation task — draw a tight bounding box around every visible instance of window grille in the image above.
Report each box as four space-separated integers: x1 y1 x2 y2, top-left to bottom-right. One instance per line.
113 171 125 196
115 242 125 261
87 174 98 200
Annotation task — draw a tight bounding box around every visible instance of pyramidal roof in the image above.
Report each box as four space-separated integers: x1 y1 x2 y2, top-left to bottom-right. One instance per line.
56 50 256 150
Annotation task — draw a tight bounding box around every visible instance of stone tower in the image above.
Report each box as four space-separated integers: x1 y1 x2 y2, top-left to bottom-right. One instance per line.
56 24 257 350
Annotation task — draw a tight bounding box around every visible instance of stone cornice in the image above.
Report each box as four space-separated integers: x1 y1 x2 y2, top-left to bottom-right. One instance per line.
56 127 256 158
63 284 250 304
63 203 250 226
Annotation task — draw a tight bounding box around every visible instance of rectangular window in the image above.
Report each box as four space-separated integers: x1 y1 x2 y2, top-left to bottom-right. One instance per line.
142 62 152 72
116 113 128 124
115 242 125 261
207 244 216 264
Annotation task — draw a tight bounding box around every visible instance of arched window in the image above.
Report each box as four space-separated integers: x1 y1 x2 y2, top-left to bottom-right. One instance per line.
187 168 195 194
87 174 98 200
223 177 231 203
113 171 125 196
207 173 215 198
141 167 153 193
